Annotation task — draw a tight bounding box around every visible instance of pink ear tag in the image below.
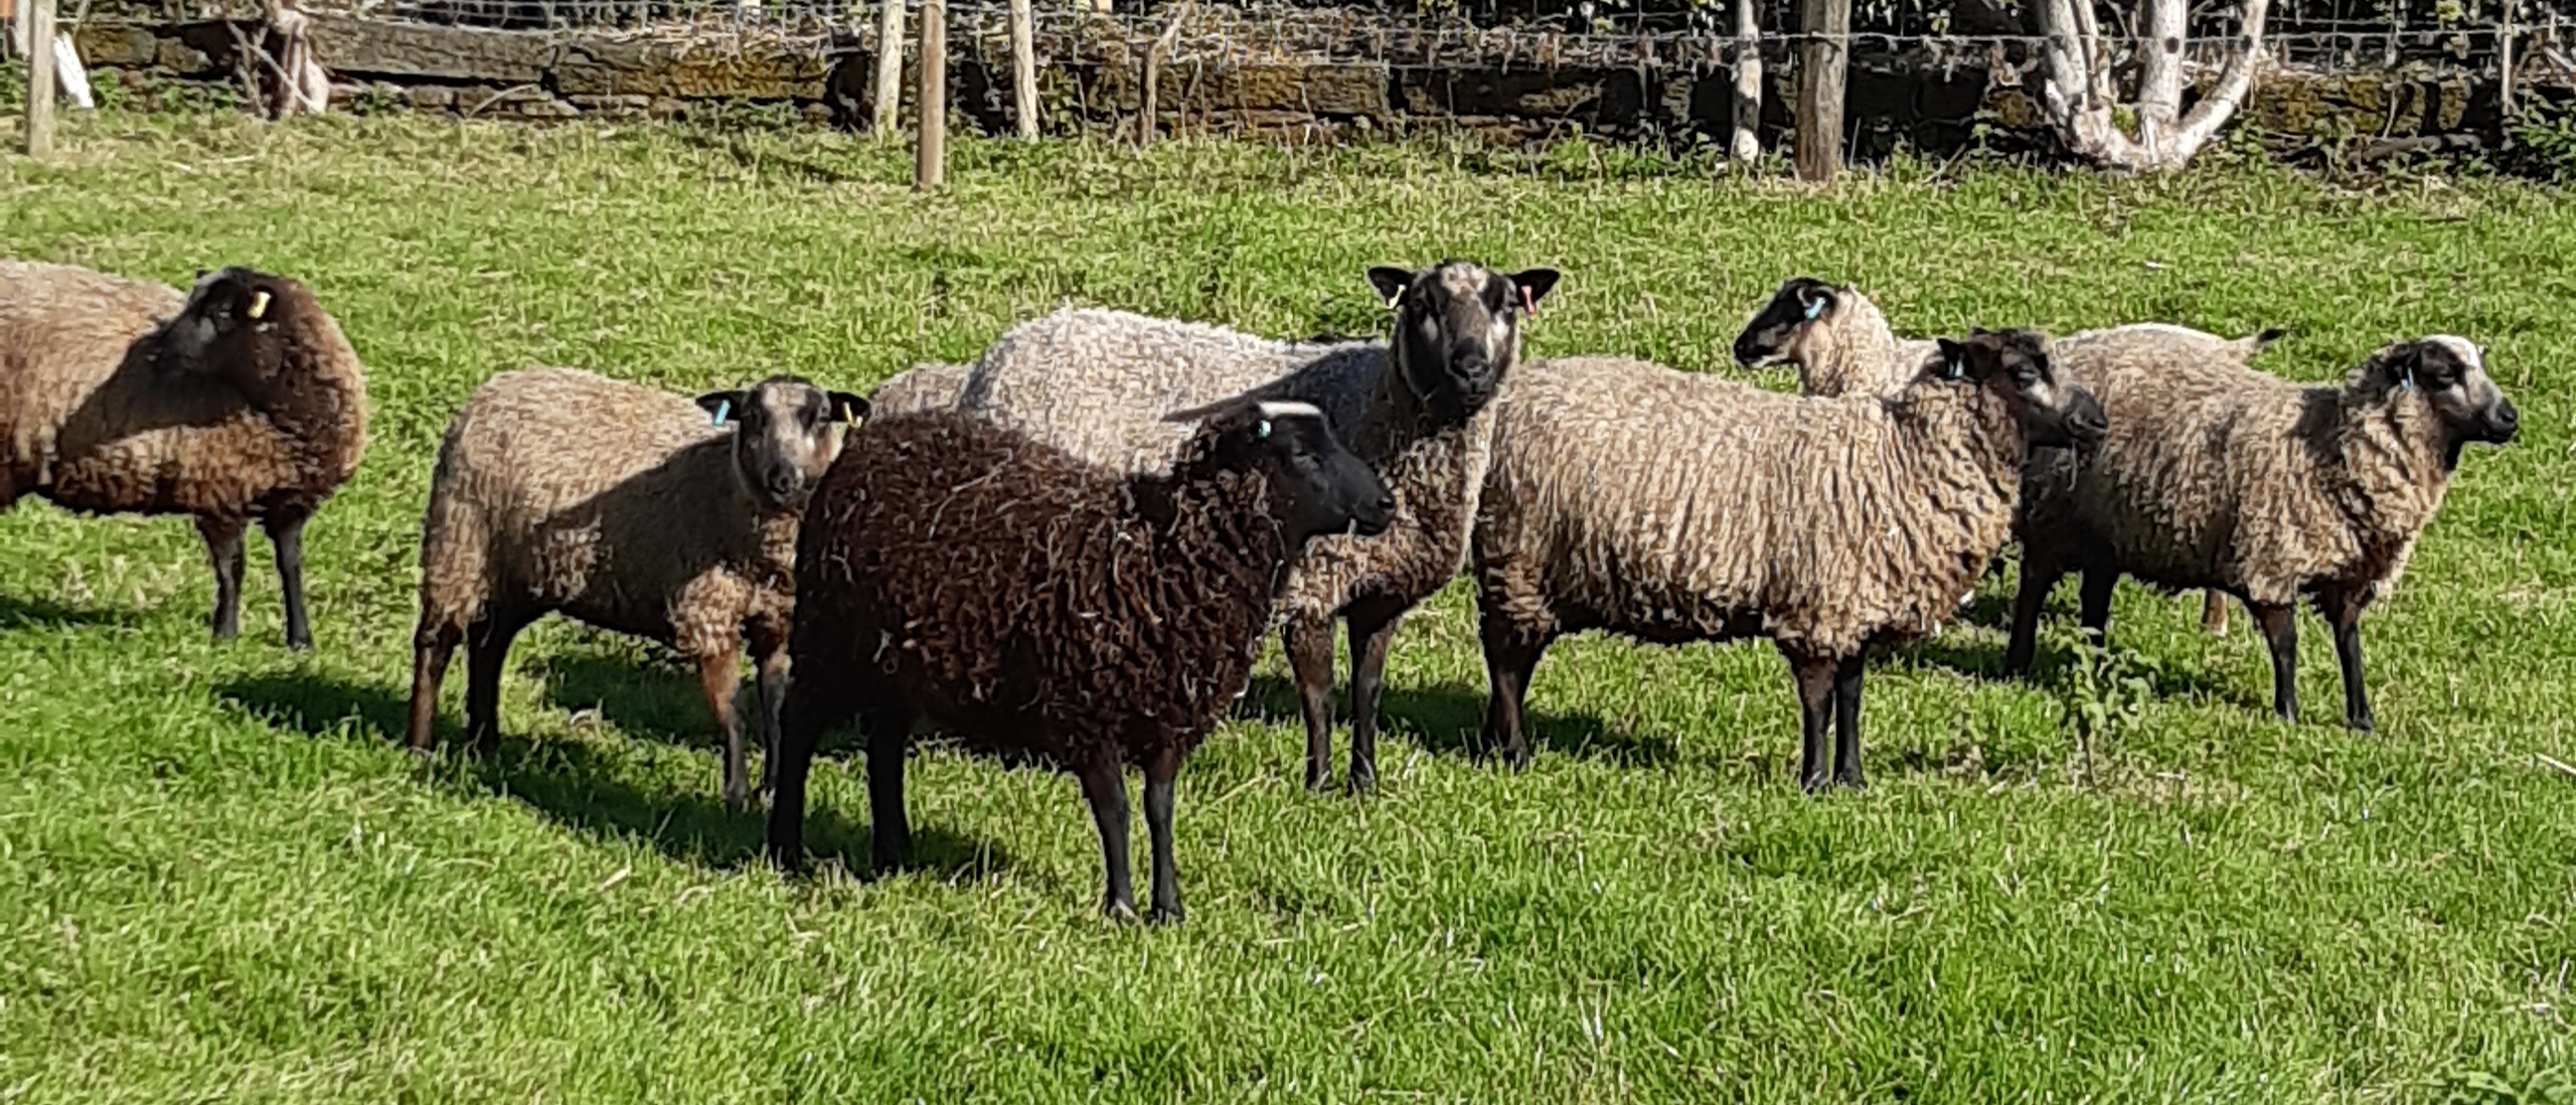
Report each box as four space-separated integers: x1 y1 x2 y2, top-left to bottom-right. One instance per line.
1520 284 1537 317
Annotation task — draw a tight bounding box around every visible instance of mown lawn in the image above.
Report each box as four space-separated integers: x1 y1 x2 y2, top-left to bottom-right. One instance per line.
0 105 2570 1102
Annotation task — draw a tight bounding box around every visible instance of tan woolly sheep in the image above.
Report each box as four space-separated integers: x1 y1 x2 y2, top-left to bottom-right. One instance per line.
954 260 1559 793
2007 335 2516 730
1475 330 2106 791
0 261 369 648
866 362 970 417
405 368 866 809
1729 277 1939 400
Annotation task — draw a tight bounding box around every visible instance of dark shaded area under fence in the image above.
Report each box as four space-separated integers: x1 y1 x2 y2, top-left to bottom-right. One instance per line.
74 13 2536 160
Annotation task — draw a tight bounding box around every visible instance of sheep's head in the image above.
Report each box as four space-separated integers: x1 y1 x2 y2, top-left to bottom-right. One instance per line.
1367 260 1558 424
1730 277 1847 369
163 266 314 388
1932 328 2107 450
2352 336 2518 462
1170 397 1394 547
697 376 869 513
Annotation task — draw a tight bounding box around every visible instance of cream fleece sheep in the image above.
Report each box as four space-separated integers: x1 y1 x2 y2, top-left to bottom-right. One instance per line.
1730 278 1939 399
2008 335 2517 730
1475 331 2107 791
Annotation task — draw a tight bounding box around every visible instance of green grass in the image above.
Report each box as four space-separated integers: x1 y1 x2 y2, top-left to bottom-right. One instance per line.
0 106 2572 1103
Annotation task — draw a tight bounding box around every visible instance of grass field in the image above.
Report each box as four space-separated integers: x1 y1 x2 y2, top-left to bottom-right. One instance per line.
0 105 2571 1102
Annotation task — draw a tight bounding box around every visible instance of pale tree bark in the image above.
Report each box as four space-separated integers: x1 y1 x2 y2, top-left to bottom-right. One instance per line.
1730 0 1762 165
2035 0 2270 171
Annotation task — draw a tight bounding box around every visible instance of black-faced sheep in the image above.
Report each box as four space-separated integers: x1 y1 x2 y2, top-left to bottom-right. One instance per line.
2006 335 2517 730
1474 330 2107 791
405 368 866 809
0 261 370 648
1729 277 1938 400
953 260 1559 794
769 399 1395 922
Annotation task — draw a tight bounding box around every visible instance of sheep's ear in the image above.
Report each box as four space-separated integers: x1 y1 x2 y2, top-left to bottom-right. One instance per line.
828 392 870 425
1934 338 1970 381
2252 327 2289 348
1511 268 1561 312
1797 282 1835 321
1367 266 1414 309
696 391 746 426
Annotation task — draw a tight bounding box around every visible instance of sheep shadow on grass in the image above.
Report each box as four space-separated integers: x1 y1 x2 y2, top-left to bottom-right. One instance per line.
1902 632 2258 713
0 593 143 632
1237 673 1676 769
214 673 1010 879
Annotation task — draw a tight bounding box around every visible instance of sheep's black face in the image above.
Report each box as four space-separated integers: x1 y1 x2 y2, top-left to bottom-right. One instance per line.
698 376 869 513
1369 261 1558 424
1208 399 1393 546
2372 337 2519 450
166 266 301 384
1731 277 1840 368
1936 328 2106 450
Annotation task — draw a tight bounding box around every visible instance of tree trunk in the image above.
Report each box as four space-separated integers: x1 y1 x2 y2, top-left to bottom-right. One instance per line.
1730 0 1762 165
2036 0 2271 171
872 0 903 136
915 0 944 191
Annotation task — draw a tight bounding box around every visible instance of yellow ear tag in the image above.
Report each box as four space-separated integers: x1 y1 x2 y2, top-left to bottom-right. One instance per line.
247 290 271 320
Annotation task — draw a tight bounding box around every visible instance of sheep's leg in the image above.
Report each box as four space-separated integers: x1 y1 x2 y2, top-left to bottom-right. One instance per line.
462 611 528 754
697 650 751 812
766 669 859 870
263 509 313 651
1477 608 1545 770
405 618 462 753
196 515 247 642
865 707 913 873
2005 553 2064 674
1077 759 1138 921
1784 648 1837 794
2201 590 2231 636
2077 568 2119 645
2252 601 2300 723
749 628 791 802
2320 587 2373 732
1284 621 1338 791
1832 652 1865 790
1143 746 1184 925
1344 603 1404 793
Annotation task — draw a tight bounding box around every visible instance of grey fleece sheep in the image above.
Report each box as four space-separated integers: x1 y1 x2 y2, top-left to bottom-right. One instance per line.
770 398 1395 923
1729 277 1938 400
2007 335 2517 730
866 362 970 416
1474 331 2107 791
955 260 1559 793
0 261 370 649
405 368 867 809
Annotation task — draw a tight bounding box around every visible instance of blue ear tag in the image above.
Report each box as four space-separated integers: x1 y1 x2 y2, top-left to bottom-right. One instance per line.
1945 358 1964 381
2398 374 2414 393
1804 296 1828 321
1257 418 1272 439
710 399 730 426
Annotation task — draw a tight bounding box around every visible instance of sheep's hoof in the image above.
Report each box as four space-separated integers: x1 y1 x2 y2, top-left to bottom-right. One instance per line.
1799 774 1833 795
1104 899 1141 924
1345 766 1376 795
1148 903 1185 926
1303 770 1334 794
1834 770 1867 792
2347 712 2376 733
284 634 313 652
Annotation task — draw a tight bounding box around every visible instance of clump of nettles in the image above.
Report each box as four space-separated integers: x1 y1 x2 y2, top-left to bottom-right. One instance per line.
2053 627 2161 780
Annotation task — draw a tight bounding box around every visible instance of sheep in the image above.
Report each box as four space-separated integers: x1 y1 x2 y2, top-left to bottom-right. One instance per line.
865 362 970 416
0 261 369 649
2005 335 2517 730
404 368 867 810
1473 330 2108 791
952 260 1559 793
1728 277 1938 400
2043 322 2288 639
767 398 1396 922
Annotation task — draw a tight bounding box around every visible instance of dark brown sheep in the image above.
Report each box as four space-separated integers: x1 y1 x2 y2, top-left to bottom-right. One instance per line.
769 398 1395 923
0 262 369 648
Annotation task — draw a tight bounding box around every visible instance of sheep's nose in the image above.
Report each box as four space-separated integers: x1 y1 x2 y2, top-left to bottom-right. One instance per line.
1732 337 1764 366
2489 400 2521 441
765 469 804 499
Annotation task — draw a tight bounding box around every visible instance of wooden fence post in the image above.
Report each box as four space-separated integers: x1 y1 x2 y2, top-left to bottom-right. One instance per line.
1793 0 1846 183
915 0 944 191
873 0 903 136
1139 0 1189 147
1009 0 1038 138
26 0 56 156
